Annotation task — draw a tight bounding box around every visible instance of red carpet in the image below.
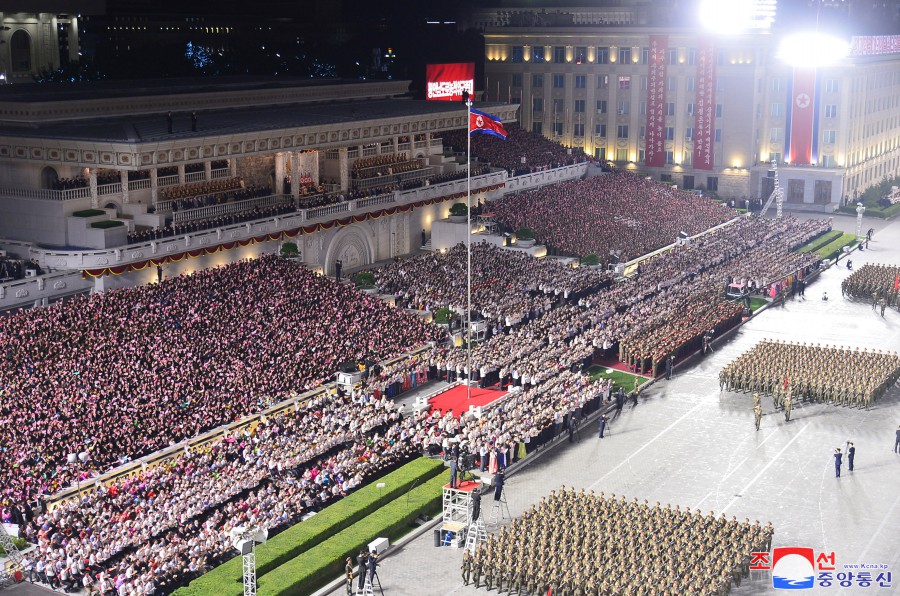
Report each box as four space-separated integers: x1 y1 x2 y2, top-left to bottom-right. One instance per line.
429 384 507 418
592 354 649 376
443 480 482 492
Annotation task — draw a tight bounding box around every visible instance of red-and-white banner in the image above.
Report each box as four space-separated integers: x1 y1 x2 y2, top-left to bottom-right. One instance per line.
693 38 716 171
644 35 668 167
787 67 817 165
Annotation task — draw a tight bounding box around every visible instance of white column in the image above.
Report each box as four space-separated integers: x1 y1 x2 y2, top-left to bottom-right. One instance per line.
89 170 98 208
204 160 212 181
150 168 158 203
338 147 349 191
230 158 237 177
311 151 320 186
275 152 285 195
120 170 130 204
291 152 301 201
69 17 80 63
177 164 185 185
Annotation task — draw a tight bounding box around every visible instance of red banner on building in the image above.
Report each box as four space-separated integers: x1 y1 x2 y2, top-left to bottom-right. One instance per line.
787 67 817 165
644 35 668 167
693 38 716 171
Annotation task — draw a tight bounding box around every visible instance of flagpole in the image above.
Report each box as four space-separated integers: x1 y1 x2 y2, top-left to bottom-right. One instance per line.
466 99 473 400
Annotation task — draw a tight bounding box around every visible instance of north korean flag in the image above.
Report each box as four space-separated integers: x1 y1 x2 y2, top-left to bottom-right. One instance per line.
469 108 508 140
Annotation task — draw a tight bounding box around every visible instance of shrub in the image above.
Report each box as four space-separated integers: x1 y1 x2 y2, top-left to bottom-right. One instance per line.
0 537 29 557
90 220 124 229
173 458 443 596
72 209 105 217
816 233 858 261
581 253 600 267
434 307 455 325
797 230 841 254
449 202 468 216
353 271 375 289
280 242 299 258
516 227 535 241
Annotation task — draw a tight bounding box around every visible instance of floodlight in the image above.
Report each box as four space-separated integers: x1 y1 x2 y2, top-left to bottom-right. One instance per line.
699 0 755 34
777 32 849 67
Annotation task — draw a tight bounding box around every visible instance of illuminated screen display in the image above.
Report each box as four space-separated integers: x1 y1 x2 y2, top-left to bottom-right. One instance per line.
426 63 475 101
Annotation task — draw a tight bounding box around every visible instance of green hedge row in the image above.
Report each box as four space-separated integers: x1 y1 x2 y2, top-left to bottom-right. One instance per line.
173 457 443 596
91 220 124 229
837 202 900 219
257 473 447 596
72 209 105 217
816 233 858 261
797 230 842 254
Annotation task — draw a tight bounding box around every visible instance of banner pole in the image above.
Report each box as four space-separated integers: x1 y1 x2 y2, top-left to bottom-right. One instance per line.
466 99 473 400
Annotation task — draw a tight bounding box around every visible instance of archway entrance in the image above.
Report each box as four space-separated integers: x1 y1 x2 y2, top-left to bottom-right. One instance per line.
10 30 31 73
40 166 59 190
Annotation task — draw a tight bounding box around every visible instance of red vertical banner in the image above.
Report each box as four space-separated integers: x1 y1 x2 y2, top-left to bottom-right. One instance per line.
693 38 716 171
788 67 817 165
644 35 668 167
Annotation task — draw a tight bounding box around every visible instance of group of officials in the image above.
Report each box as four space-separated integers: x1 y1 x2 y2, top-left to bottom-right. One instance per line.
462 487 774 595
720 340 900 412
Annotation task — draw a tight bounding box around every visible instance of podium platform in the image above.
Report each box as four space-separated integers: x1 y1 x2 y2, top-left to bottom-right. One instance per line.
439 481 483 549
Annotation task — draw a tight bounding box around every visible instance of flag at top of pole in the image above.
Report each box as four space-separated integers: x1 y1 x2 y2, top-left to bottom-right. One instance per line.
469 108 508 139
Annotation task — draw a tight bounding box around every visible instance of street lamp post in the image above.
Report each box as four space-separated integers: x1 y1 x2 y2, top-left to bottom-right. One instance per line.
855 202 866 239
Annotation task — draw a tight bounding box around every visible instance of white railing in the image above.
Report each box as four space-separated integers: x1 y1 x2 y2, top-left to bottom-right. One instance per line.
0 186 92 201
304 202 351 220
210 168 231 180
430 137 443 147
347 149 359 159
97 182 122 196
356 193 397 209
185 171 206 183
398 142 411 152
157 175 180 187
414 140 427 149
128 179 151 191
172 195 287 223
362 146 377 157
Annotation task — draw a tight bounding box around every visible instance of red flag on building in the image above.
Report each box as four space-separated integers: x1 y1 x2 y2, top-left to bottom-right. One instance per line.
894 273 899 291
469 108 508 140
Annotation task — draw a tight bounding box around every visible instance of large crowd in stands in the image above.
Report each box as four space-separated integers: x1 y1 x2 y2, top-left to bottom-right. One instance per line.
373 242 608 329
490 172 736 261
442 124 589 175
126 200 292 245
160 177 244 206
51 171 121 191
168 184 272 216
0 255 444 502
1 170 838 594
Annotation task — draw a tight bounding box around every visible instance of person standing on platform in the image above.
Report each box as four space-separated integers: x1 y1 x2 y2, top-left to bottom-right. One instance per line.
357 550 368 591
471 489 482 522
157 264 163 284
345 557 354 595
665 354 674 380
895 425 900 454
847 442 855 471
567 414 576 443
631 379 640 407
449 456 458 489
834 448 843 478
615 388 625 417
598 415 607 439
494 470 505 501
368 550 379 584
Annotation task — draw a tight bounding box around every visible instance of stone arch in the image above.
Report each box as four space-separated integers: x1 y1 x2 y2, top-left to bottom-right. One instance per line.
10 30 32 73
40 166 59 189
323 224 375 276
103 200 121 214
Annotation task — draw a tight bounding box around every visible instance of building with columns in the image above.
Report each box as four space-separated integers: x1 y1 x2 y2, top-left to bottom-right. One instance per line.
0 77 541 308
480 3 900 210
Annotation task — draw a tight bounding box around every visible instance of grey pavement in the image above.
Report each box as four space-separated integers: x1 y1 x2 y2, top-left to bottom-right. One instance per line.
349 214 900 596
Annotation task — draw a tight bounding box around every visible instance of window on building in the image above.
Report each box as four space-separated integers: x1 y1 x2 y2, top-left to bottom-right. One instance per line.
533 46 545 63
788 179 804 201
668 48 678 65
707 176 719 191
823 129 836 144
574 99 585 113
597 74 608 89
714 128 722 142
532 74 543 88
825 104 838 118
553 74 565 88
683 151 693 166
639 100 647 116
573 123 585 137
715 104 723 118
554 46 566 63
618 47 632 64
770 103 783 118
638 149 646 162
575 46 587 64
617 124 629 138
597 46 609 64
553 122 563 135
820 155 834 168
596 147 607 160
815 179 833 201
618 75 631 90
825 78 839 93
687 77 695 92
772 78 783 92
683 174 695 189
552 98 565 115
617 100 630 115
596 100 607 114
511 73 523 87
685 127 694 141
771 152 782 163
688 48 697 65
575 75 586 88
665 127 674 141
640 75 648 90
511 96 521 104
532 122 543 135
511 46 524 63
716 78 725 92
640 125 646 139
595 123 607 137
667 76 676 92
686 102 694 115
716 49 725 65
770 128 782 142
666 102 675 116
616 148 628 162
533 97 544 113
641 47 650 65
661 173 673 182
